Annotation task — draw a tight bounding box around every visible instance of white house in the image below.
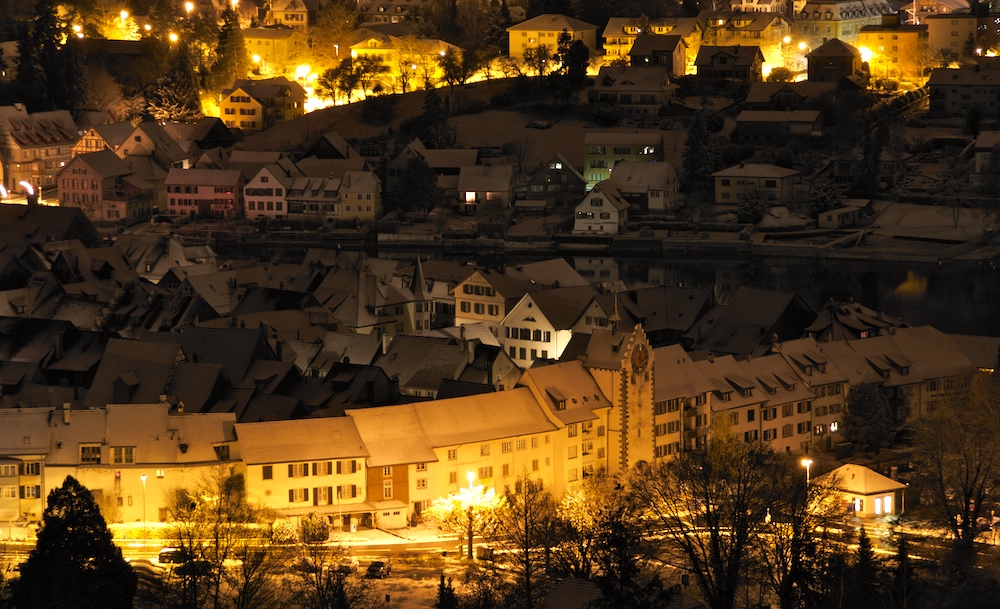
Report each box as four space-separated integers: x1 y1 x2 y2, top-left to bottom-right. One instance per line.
500 286 597 368
573 180 630 234
244 162 302 221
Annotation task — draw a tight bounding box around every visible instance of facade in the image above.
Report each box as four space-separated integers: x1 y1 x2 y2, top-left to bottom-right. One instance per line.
734 110 824 145
925 13 998 58
500 286 596 369
583 132 664 189
507 13 599 60
589 66 677 118
243 28 308 74
573 181 630 235
263 0 310 31
712 163 800 206
701 12 792 48
57 150 156 224
857 24 928 83
795 0 895 46
900 0 969 25
220 78 307 133
357 0 434 24
695 45 765 81
244 163 301 221
807 38 864 81
629 35 688 76
607 160 682 214
457 165 513 214
815 463 906 518
165 168 245 219
0 105 79 192
602 17 703 69
349 35 462 93
928 67 1000 117
524 154 587 204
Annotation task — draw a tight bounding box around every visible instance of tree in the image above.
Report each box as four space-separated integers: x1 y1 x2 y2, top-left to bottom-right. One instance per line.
496 475 556 609
14 476 136 609
844 383 895 453
353 55 390 98
317 58 361 103
637 432 784 609
767 67 795 82
438 48 468 91
683 113 716 190
916 371 1000 565
736 189 767 224
310 0 358 72
424 476 504 560
843 527 885 609
147 45 203 121
523 44 553 78
808 180 844 218
211 7 249 91
560 39 591 90
436 574 459 609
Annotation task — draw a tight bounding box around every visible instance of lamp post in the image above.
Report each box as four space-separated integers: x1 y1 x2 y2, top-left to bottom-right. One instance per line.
140 474 147 550
801 458 813 485
466 471 475 560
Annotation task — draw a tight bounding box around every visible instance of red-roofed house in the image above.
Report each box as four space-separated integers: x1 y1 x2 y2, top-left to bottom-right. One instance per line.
57 150 156 224
166 168 245 219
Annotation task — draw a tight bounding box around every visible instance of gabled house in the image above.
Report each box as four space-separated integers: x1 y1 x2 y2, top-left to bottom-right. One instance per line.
523 154 587 205
454 269 540 330
263 0 311 31
607 160 682 214
357 0 435 24
507 13 599 60
573 181 630 235
743 81 838 110
700 12 791 46
815 464 906 518
652 343 715 453
71 122 135 157
349 35 462 93
166 168 245 219
384 139 480 197
220 77 307 132
695 45 764 81
807 38 864 82
628 34 688 76
589 66 677 118
734 111 824 145
457 165 513 214
244 163 303 221
0 104 79 192
115 122 190 170
583 132 664 189
500 285 597 368
57 150 156 224
712 163 800 205
803 298 907 342
771 337 850 448
602 17 704 68
796 0 893 47
243 27 308 72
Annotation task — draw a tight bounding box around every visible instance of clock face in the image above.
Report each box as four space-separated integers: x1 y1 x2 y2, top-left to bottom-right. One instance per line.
631 343 649 373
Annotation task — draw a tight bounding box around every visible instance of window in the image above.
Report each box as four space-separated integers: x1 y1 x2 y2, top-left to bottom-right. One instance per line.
449 472 457 484
747 409 755 422
21 485 40 499
315 461 333 476
416 478 427 489
80 445 101 464
568 446 578 459
763 428 777 441
532 459 539 472
289 463 308 477
782 404 793 417
480 444 490 456
112 447 134 464
416 462 427 472
262 465 273 480
2 486 15 499
744 430 758 442
762 407 777 421
531 437 539 448
214 445 230 461
478 466 493 479
516 439 527 450
501 441 512 453
289 488 309 502
782 424 793 437
568 424 578 437
0 465 15 477
447 449 457 460
568 468 579 482
383 467 393 477
797 401 812 413
383 482 393 499
727 412 739 425
797 422 810 434
502 464 510 477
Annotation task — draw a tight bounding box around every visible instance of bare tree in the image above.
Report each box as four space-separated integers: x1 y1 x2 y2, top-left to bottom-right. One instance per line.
496 475 556 609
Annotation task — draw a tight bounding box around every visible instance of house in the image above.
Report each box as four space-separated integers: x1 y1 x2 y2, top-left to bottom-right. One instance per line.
925 12 997 58
57 150 156 225
815 463 906 518
802 297 905 342
807 38 864 82
349 35 462 93
454 269 539 330
771 337 850 448
832 148 911 188
650 344 714 454
573 181 629 235
628 35 688 76
384 139 480 197
857 24 928 83
731 0 790 12
500 285 597 368
507 14 598 60
742 81 838 110
712 163 800 206
523 154 587 205
115 122 190 171
734 110 824 145
356 0 434 24
583 132 664 189
700 12 792 47
795 0 894 47
695 45 764 81
589 66 677 118
243 28 308 73
928 67 1000 117
503 258 591 287
457 165 513 214
236 418 371 528
71 122 135 157
607 160 682 214
0 104 79 192
165 168 244 219
602 17 703 69
899 0 968 26
263 0 311 31
971 130 1000 190
160 118 236 154
817 205 862 228
303 131 361 160
244 162 303 221
220 77 307 132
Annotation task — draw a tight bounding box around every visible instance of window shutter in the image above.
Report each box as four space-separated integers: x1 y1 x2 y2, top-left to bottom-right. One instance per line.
351 485 357 498
327 487 333 505
304 488 309 502
19 486 24 499
351 460 357 473
34 485 39 498
18 463 24 476
336 461 342 475
288 464 293 477
313 488 318 506
303 463 309 476
288 489 294 502
327 461 332 475
311 463 317 476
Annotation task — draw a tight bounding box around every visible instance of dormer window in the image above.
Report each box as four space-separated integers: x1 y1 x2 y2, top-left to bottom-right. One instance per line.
742 387 753 397
721 391 732 402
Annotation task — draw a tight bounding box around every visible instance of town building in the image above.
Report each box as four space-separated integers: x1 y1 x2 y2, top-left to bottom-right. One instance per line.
795 0 894 47
457 165 514 214
573 181 630 235
357 0 434 24
165 168 245 219
928 67 1000 117
628 35 689 76
602 17 703 69
349 35 462 93
807 38 864 81
243 28 308 75
0 104 79 193
523 154 587 205
500 286 597 369
695 45 765 81
583 132 664 189
607 160 682 214
815 463 906 518
507 13 599 60
857 24 928 83
589 66 677 118
263 0 312 31
712 163 800 206
734 110 824 145
220 78 307 133
57 150 156 225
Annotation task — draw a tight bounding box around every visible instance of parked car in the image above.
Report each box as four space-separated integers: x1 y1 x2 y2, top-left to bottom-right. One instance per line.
365 559 391 579
336 557 359 574
158 547 190 565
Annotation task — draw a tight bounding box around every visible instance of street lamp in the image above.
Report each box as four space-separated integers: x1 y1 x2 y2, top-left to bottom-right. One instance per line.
140 474 147 549
185 1 194 15
801 458 813 484
465 471 475 559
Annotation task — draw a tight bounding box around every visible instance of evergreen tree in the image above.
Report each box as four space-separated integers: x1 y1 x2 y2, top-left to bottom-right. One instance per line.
683 114 715 189
844 527 885 609
417 88 456 148
14 28 49 111
50 38 88 116
147 0 183 39
212 7 249 91
14 476 136 609
844 383 895 453
399 156 444 214
147 45 203 121
435 574 459 609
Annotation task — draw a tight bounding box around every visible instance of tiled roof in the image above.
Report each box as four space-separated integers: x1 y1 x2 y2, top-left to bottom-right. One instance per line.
236 417 369 464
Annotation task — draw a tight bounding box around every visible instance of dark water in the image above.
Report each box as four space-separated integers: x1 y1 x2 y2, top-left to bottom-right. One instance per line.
606 256 1000 337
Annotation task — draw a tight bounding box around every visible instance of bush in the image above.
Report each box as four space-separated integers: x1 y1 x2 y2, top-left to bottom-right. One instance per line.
736 190 767 224
704 110 725 133
272 518 297 543
590 103 622 127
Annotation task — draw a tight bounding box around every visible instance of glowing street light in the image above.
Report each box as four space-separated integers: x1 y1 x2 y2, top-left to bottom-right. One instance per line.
19 181 34 196
798 42 807 51
120 10 129 23
144 24 151 32
783 35 791 44
185 1 194 14
168 32 178 43
859 46 873 63
801 458 813 484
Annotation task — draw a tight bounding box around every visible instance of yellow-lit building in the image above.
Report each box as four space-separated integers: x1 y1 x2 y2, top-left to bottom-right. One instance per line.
243 27 308 75
602 17 703 68
507 13 598 60
219 77 307 132
858 24 929 83
349 35 462 92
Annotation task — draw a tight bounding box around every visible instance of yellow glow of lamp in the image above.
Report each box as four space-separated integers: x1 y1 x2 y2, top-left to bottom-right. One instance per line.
252 54 261 63
144 24 151 31
801 458 813 484
798 42 807 51
185 1 194 13
467 471 475 489
168 32 178 42
783 35 791 44
296 65 310 78
18 181 34 196
859 46 873 63
120 10 128 22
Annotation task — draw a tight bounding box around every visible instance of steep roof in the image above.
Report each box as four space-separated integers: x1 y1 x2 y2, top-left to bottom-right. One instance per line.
76 149 132 179
695 45 763 66
507 13 597 32
810 38 862 58
519 360 609 425
734 110 822 124
85 338 181 407
817 463 906 495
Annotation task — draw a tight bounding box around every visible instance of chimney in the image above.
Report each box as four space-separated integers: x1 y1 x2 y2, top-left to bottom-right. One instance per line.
62 402 71 425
